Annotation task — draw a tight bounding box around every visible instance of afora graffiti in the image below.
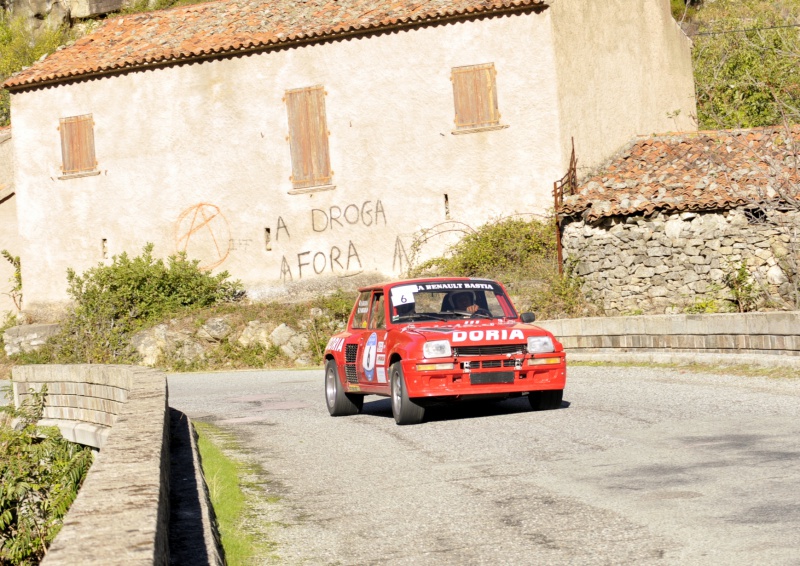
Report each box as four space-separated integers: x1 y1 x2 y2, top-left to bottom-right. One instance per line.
280 241 362 281
312 200 386 232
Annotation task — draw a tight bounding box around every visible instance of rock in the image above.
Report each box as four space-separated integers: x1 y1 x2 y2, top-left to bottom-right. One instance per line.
131 324 205 366
2 323 61 356
270 323 297 347
236 321 275 349
197 317 232 342
767 265 788 285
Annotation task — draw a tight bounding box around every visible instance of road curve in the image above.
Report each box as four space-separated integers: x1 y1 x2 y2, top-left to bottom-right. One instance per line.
168 365 800 566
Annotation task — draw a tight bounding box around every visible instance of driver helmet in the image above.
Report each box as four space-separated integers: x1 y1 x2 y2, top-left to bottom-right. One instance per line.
451 290 476 310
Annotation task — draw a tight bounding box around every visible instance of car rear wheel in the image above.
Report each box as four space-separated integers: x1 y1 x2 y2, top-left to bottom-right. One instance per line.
528 389 563 411
325 359 363 416
390 362 425 425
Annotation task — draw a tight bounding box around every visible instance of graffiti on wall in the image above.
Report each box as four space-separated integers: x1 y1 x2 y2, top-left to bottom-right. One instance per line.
276 199 387 281
175 203 231 270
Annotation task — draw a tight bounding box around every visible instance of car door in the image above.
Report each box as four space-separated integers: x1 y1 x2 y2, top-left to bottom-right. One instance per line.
356 292 390 388
342 291 371 388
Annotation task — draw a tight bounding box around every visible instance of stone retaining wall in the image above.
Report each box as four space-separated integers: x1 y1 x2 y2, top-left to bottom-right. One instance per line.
537 311 800 361
12 365 170 565
561 209 799 315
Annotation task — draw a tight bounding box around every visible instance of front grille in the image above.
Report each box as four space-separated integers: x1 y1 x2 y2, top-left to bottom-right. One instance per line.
462 359 522 369
454 344 525 357
345 343 359 363
344 364 358 383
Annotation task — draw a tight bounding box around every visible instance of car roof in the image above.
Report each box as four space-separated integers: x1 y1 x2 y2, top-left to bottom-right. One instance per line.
356 277 499 293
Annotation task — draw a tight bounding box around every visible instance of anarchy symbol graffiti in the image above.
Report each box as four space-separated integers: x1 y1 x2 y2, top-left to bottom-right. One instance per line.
175 203 231 271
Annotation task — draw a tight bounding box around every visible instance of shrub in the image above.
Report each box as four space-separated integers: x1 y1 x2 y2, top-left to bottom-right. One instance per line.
409 217 591 319
27 244 242 364
0 385 93 564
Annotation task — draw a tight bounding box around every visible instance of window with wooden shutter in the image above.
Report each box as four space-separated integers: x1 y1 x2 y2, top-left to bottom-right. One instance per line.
451 63 507 134
59 114 97 176
285 85 333 192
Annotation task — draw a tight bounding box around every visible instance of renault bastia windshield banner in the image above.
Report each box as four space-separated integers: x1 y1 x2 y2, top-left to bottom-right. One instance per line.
390 281 496 304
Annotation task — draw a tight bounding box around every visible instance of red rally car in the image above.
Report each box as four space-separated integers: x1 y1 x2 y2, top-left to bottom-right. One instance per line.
324 277 566 425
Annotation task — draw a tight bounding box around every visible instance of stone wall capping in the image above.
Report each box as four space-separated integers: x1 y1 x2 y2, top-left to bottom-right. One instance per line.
538 311 800 359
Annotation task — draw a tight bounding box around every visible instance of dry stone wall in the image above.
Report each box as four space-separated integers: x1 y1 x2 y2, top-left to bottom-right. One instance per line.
561 209 799 315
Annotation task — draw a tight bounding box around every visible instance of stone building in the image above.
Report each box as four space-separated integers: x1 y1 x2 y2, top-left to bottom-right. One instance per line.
3 0 696 315
559 127 800 315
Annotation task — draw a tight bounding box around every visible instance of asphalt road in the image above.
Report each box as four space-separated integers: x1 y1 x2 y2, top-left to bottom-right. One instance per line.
168 365 800 566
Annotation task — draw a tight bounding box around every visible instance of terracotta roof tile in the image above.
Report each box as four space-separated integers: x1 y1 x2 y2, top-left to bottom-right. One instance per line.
3 0 546 89
560 127 800 222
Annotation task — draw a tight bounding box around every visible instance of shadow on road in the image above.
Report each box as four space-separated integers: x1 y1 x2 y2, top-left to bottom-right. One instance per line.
361 396 570 423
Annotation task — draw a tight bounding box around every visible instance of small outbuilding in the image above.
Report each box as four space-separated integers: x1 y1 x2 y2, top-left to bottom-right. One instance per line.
559 126 800 315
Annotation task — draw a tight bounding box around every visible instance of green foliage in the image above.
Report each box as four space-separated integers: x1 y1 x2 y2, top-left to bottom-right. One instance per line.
25 244 242 364
2 249 22 311
670 0 701 21
723 261 759 312
121 0 210 14
0 385 93 564
409 217 591 319
692 0 800 129
0 13 74 126
684 296 721 314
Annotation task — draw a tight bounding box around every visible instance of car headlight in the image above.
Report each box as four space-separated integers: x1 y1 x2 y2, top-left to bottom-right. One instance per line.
527 336 554 354
422 340 452 358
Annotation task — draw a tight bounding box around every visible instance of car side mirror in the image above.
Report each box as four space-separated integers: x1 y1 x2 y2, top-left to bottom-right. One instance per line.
520 312 536 323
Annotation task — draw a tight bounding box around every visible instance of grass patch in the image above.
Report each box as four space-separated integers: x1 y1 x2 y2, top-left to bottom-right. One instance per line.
194 421 276 565
571 360 800 379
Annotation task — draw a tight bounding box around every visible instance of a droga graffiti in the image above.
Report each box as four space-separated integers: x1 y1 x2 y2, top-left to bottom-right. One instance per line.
175 203 231 270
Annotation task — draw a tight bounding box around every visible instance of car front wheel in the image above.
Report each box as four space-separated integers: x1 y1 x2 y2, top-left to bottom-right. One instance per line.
390 362 425 425
528 389 563 411
325 359 363 416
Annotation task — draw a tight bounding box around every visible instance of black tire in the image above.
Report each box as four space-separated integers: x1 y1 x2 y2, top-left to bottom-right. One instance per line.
325 360 362 416
528 389 563 411
390 362 425 425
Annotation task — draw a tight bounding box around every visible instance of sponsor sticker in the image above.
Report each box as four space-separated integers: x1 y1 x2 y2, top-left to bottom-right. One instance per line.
452 329 525 342
376 367 387 383
362 332 378 381
377 341 385 353
326 336 345 352
376 354 386 366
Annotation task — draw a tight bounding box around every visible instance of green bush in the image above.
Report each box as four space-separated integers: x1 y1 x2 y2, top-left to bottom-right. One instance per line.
692 0 800 129
0 386 93 564
409 217 591 319
24 244 242 364
0 13 74 126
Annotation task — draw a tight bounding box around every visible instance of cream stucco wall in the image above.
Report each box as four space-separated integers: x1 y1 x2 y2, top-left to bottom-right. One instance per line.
550 0 697 177
0 130 20 317
10 4 697 310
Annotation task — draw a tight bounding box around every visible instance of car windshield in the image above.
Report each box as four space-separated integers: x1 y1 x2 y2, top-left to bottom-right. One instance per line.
388 280 517 323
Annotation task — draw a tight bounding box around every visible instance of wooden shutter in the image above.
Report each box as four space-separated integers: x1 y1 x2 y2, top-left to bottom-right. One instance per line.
451 63 500 130
59 114 96 174
285 86 332 189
